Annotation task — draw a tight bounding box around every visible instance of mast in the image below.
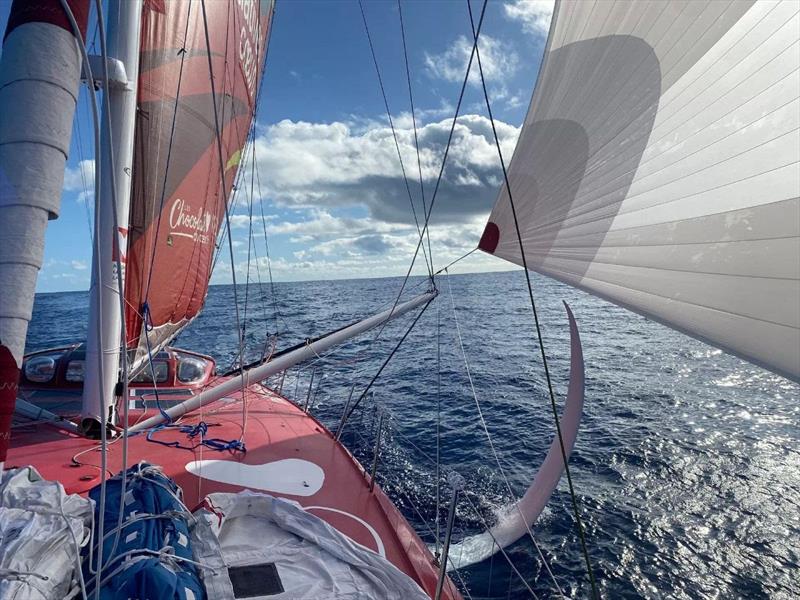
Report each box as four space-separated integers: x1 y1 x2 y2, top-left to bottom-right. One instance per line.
80 0 142 432
0 0 90 469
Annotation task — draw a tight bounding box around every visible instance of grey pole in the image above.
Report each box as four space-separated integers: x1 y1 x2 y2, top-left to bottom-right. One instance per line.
303 367 316 413
335 383 356 441
369 410 385 493
435 472 464 600
277 370 286 394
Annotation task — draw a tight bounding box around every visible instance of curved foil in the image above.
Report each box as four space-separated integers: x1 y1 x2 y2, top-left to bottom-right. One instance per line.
447 301 585 570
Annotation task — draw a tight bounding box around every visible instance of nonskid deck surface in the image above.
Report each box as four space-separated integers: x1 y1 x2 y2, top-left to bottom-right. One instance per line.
8 381 461 600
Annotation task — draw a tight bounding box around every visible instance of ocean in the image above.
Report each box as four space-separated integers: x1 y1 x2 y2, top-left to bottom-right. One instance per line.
26 270 799 599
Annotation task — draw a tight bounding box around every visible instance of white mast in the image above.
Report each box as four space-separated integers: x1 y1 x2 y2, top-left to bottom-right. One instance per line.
81 0 142 432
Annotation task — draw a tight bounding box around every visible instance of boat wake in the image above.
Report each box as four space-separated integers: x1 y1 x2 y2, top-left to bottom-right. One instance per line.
447 301 585 571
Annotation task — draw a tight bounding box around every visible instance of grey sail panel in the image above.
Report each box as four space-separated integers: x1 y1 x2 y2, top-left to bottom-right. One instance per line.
480 0 800 381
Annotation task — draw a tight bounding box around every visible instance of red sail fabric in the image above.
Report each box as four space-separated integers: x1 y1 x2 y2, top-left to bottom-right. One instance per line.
125 0 273 367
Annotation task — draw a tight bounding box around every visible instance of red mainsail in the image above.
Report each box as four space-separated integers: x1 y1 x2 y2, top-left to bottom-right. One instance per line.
125 0 273 367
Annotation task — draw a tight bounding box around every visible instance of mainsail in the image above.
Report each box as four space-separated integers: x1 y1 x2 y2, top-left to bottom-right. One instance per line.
125 0 274 370
479 0 800 382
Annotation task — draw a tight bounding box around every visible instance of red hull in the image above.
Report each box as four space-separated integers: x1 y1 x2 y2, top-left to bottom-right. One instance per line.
8 379 461 599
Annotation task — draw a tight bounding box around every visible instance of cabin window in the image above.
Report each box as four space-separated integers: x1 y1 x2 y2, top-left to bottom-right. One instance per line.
132 361 168 384
177 355 208 383
23 353 62 383
65 360 85 382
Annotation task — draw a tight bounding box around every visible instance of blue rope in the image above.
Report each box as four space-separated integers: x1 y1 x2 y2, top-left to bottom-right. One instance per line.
139 305 245 454
145 420 246 453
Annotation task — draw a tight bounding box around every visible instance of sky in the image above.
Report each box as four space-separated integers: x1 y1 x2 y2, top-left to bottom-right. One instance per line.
0 0 555 293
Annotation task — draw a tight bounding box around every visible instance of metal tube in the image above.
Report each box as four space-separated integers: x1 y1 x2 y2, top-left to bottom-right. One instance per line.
303 368 316 413
82 0 143 428
335 383 356 441
369 410 385 493
277 370 286 394
435 472 464 600
129 291 435 433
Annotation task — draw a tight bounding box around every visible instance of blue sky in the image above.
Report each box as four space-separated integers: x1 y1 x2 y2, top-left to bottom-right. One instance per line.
0 0 554 292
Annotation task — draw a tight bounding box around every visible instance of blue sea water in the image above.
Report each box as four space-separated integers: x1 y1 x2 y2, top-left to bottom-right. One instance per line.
26 270 799 599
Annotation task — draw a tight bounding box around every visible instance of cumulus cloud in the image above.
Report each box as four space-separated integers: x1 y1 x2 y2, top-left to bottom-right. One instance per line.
424 34 519 87
215 109 523 284
63 159 95 204
212 220 509 285
504 0 554 36
248 113 519 226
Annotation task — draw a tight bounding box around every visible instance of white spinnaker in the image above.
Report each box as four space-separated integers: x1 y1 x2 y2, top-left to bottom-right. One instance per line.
480 0 800 381
447 302 585 571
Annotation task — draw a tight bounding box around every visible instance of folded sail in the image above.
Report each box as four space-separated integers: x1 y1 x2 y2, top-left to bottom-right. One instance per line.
125 0 274 370
480 0 800 381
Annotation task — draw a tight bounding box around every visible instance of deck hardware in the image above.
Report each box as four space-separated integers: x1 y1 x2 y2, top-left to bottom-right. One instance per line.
369 410 385 493
277 370 286 394
335 383 356 441
435 472 464 600
303 368 316 413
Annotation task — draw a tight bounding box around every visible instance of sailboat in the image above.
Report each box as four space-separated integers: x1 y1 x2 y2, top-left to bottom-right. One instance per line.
0 0 797 598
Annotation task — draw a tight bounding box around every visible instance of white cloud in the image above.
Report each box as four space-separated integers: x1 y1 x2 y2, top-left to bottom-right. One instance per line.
247 113 519 226
71 260 87 270
504 0 554 36
211 222 510 286
213 109 522 285
424 34 519 87
63 159 95 204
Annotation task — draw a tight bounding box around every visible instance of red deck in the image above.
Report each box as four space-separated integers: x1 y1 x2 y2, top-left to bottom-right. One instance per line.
8 381 461 599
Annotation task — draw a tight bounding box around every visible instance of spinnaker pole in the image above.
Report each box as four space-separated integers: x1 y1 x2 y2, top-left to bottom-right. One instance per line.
130 290 437 433
81 0 142 433
0 0 90 469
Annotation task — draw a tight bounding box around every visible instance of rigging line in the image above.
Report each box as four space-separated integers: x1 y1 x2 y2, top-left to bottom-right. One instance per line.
187 0 250 309
435 288 442 558
397 0 434 275
357 0 432 280
247 224 272 352
365 0 489 352
200 0 248 439
337 295 435 435
142 1 193 305
466 3 599 597
56 1 115 590
212 3 279 336
434 247 478 276
73 96 94 244
238 136 258 370
399 487 472 599
232 149 270 358
461 491 540 600
444 271 564 597
237 0 273 367
93 0 133 567
252 135 285 336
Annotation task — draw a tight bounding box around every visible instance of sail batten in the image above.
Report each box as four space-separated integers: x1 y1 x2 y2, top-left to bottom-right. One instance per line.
482 0 800 381
125 0 274 371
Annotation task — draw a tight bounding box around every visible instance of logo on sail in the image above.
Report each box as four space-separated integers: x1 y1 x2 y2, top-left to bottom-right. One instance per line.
237 0 263 99
169 198 217 245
